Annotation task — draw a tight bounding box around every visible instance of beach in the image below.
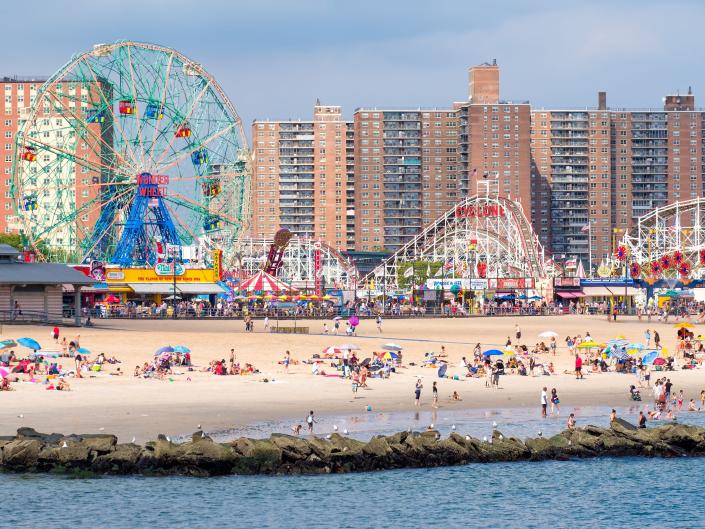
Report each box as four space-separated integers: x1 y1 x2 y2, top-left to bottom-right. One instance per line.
0 314 703 442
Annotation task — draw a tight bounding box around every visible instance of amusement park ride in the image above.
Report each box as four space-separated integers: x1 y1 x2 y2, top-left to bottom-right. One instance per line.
11 41 250 286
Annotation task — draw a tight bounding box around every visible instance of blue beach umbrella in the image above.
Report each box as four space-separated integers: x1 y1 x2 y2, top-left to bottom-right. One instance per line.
437 363 448 378
641 351 658 365
17 337 41 350
76 347 91 355
0 340 17 350
173 346 191 353
482 349 504 357
612 350 629 362
154 346 175 356
627 343 644 351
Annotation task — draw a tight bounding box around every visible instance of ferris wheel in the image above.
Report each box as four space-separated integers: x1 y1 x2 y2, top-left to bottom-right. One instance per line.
12 41 250 266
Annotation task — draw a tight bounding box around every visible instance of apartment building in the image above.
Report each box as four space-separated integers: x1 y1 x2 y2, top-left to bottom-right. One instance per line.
352 108 460 252
250 103 353 250
456 62 532 220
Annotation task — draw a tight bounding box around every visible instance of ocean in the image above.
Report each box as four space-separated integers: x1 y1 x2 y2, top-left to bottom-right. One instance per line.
2 404 703 529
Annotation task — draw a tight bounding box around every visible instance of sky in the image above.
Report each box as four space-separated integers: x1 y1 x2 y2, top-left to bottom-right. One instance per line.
2 0 705 135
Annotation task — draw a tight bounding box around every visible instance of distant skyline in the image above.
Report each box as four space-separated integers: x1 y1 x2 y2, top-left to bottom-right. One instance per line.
2 0 705 131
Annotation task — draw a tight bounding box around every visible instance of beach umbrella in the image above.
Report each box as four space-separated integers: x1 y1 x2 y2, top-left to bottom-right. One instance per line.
653 357 666 366
0 366 10 378
333 316 343 320
173 346 190 353
437 364 448 378
322 346 341 355
0 340 17 350
104 294 120 304
17 337 41 351
154 346 175 356
612 350 629 362
641 351 658 365
503 348 515 355
577 341 601 349
339 344 360 351
383 351 399 361
76 347 91 355
673 322 694 329
383 343 403 351
538 331 558 338
626 343 644 351
158 352 172 361
613 335 626 340
348 315 360 327
482 349 504 357
322 295 332 300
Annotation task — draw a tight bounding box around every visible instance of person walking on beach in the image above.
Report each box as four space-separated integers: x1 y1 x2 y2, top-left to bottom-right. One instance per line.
550 337 557 356
638 411 647 428
376 315 383 333
229 349 236 372
515 324 521 342
432 381 438 408
306 410 317 434
550 388 560 415
644 329 651 348
575 353 583 379
334 319 340 335
52 326 60 344
264 316 269 332
323 322 329 334
414 379 423 407
284 350 291 373
541 387 548 417
654 330 661 349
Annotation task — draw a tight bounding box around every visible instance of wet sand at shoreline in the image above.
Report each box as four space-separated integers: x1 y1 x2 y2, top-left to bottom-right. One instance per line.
0 314 703 442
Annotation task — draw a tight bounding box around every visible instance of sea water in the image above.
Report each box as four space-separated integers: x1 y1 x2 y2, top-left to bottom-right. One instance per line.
0 457 701 528
3 406 704 529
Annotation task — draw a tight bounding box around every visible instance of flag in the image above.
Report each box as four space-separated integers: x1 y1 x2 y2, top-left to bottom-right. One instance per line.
403 266 414 278
565 258 577 269
581 224 591 232
426 263 431 277
434 266 443 277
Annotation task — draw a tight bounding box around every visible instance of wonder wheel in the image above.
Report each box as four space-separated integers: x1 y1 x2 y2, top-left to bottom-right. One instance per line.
12 41 250 265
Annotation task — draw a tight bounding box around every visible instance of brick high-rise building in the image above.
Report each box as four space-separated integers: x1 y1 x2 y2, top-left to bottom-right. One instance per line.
457 63 532 220
352 108 460 252
251 103 353 250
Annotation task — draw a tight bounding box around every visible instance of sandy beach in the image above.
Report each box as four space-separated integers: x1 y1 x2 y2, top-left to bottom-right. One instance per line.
0 314 703 442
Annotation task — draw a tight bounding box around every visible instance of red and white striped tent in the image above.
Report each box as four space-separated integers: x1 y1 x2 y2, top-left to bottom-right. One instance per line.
237 270 298 293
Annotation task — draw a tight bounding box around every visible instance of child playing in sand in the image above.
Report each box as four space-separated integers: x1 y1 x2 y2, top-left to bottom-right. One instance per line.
451 391 462 401
291 424 302 435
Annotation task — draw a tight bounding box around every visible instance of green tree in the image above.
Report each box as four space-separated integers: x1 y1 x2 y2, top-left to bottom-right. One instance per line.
0 234 23 250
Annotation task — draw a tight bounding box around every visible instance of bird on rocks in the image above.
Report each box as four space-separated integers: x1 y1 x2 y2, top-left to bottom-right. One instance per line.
333 425 338 431
538 431 543 437
61 441 68 448
430 423 434 429
166 436 171 442
483 436 488 442
325 434 331 439
343 429 349 435
201 431 206 438
492 421 498 428
451 424 456 430
131 437 136 443
197 424 201 430
465 435 471 441
499 434 504 440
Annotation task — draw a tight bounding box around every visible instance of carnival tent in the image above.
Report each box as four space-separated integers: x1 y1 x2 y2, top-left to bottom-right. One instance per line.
237 270 298 293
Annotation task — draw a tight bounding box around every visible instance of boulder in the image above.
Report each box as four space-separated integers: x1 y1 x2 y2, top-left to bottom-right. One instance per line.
2 439 43 470
92 443 142 473
77 434 118 455
270 434 313 462
16 427 63 445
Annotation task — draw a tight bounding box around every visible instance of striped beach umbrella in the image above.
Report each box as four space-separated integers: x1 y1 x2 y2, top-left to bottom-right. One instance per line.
238 271 297 294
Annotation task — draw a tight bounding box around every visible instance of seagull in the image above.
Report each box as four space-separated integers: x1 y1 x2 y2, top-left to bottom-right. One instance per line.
483 435 488 442
197 424 201 430
343 429 349 435
131 437 136 443
499 434 504 440
451 424 456 430
465 435 471 441
99 427 105 431
325 434 331 439
430 423 434 429
492 421 497 428
61 441 68 448
166 436 171 442
538 431 543 437
333 425 338 431
201 431 206 438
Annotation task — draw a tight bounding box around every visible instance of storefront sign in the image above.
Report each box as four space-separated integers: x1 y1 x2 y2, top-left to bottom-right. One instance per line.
106 271 124 280
155 263 186 276
425 278 489 290
488 278 535 289
455 204 505 219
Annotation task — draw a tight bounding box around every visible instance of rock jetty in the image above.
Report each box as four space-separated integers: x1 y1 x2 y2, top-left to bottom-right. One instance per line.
2 420 705 477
